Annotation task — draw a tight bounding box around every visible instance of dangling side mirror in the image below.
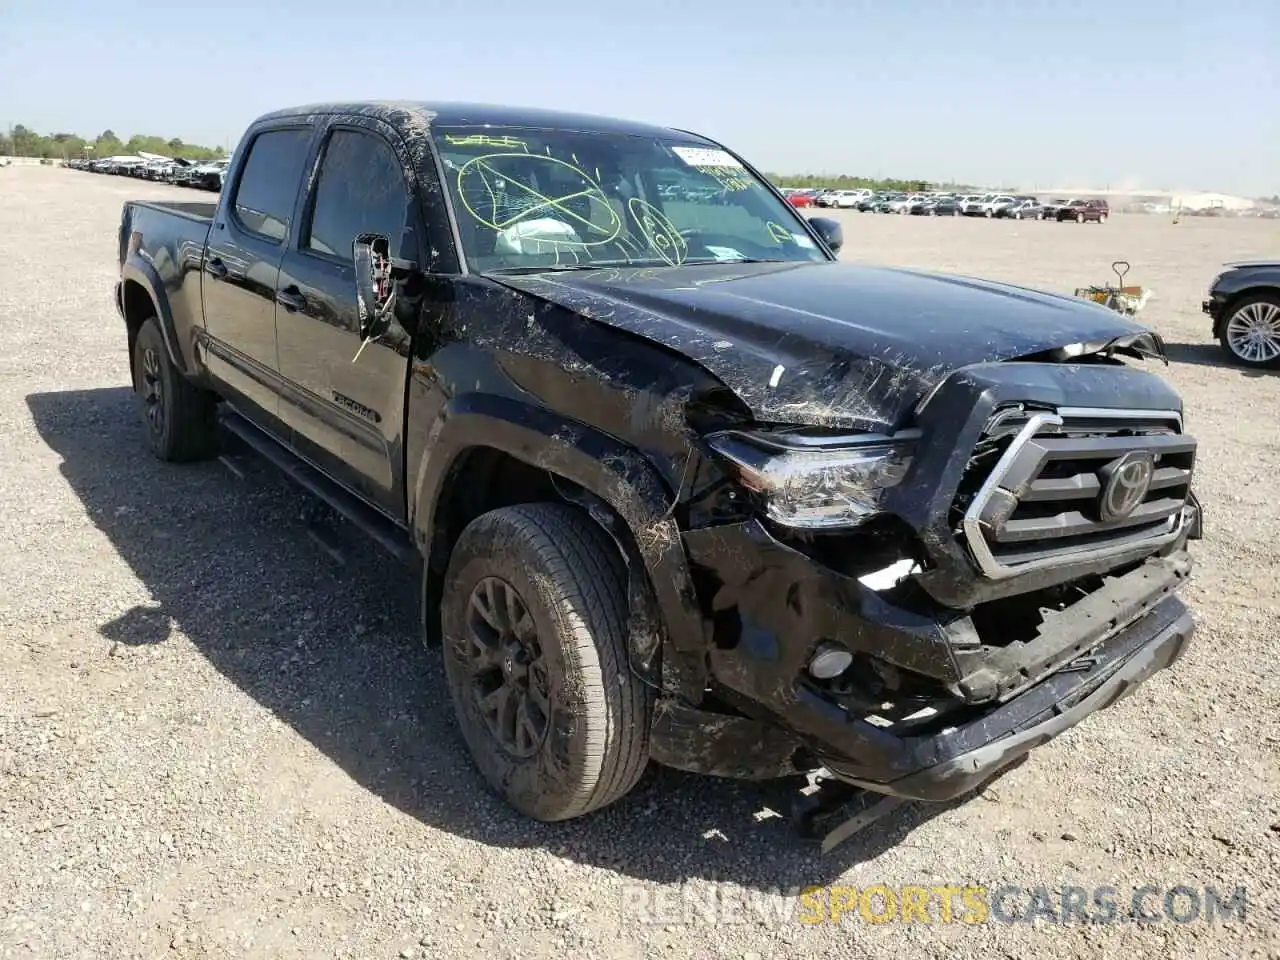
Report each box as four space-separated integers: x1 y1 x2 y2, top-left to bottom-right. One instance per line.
353 232 398 342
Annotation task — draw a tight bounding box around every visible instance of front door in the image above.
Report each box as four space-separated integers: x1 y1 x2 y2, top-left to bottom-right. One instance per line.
201 125 314 429
275 123 421 521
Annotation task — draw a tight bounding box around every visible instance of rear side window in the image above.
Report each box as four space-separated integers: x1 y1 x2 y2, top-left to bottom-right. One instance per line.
304 130 414 263
232 128 311 241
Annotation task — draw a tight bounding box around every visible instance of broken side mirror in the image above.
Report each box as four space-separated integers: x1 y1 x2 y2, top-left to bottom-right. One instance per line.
353 232 415 341
807 216 844 254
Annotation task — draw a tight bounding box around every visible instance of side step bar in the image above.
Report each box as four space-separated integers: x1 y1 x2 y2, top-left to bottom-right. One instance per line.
219 410 418 566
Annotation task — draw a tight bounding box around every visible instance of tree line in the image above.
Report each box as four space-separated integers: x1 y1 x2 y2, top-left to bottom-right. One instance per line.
0 124 226 162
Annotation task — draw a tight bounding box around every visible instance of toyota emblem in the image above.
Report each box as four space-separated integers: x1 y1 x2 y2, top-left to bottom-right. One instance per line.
1099 451 1155 521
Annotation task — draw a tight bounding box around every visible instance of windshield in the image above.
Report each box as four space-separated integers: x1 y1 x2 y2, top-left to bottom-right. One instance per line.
432 126 829 273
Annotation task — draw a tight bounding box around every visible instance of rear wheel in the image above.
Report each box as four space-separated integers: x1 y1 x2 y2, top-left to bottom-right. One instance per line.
1076 212 1085 223
1098 213 1108 224
1219 293 1280 369
440 502 652 821
131 318 217 461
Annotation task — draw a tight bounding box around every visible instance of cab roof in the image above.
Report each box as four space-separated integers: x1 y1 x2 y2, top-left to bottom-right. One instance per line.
253 101 716 144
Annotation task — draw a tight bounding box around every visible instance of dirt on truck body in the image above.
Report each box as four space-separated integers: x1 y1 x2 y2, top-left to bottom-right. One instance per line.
114 100 1203 851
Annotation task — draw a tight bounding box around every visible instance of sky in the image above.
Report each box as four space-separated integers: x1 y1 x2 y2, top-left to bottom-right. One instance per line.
1 0 1276 196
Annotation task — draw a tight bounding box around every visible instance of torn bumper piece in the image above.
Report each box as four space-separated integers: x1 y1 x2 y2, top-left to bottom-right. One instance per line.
676 518 1195 800
820 594 1193 801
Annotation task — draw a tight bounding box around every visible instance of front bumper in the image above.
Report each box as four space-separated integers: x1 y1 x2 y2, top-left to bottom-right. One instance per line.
822 593 1193 800
667 515 1195 798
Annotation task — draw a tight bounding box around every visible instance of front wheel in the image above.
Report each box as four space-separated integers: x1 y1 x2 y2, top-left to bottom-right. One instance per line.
1219 293 1280 369
1098 213 1108 224
440 502 652 822
1076 212 1085 223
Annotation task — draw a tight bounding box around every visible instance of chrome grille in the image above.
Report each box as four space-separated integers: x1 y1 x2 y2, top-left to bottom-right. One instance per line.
957 407 1195 578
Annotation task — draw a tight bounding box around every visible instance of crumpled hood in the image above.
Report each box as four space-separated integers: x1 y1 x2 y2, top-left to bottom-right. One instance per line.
490 260 1151 431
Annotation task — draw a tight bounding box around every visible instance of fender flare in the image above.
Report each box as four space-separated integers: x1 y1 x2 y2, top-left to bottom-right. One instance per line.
120 258 188 374
411 391 708 701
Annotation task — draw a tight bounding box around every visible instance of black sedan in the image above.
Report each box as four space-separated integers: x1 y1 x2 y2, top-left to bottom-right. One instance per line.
1202 261 1280 368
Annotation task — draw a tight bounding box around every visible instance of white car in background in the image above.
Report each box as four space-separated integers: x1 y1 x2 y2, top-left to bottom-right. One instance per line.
977 194 1017 217
888 193 924 214
824 188 872 208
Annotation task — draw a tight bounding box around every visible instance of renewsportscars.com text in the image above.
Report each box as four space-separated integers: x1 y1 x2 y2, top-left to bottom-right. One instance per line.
620 883 1249 926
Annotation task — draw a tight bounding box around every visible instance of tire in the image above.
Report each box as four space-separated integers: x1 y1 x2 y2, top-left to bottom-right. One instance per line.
440 502 652 822
1098 213 1108 224
1076 212 1085 223
1218 292 1280 369
953 208 961 217
985 209 993 218
131 317 217 461
1014 211 1022 220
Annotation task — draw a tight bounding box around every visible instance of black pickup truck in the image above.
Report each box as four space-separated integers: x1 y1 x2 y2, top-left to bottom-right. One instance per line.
116 101 1201 849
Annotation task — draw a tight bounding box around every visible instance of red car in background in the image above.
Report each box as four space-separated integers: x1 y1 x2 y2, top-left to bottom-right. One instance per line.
784 189 817 208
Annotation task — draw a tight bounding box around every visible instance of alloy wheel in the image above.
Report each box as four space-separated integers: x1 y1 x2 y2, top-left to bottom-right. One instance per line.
1226 301 1280 365
463 576 550 758
140 346 164 433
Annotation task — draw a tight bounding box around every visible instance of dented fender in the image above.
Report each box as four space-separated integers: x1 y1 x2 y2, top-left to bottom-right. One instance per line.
408 390 709 699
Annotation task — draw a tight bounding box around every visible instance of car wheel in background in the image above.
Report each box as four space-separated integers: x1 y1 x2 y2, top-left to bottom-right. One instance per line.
1076 212 1085 223
1098 213 1108 224
1219 293 1280 369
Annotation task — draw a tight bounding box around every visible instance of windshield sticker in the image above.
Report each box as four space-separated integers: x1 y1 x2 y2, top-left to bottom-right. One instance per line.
697 166 754 192
444 133 529 151
672 146 743 169
627 198 688 266
456 154 621 249
705 245 747 261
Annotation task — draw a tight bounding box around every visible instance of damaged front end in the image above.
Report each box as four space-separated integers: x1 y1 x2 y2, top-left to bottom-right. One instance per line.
653 358 1201 850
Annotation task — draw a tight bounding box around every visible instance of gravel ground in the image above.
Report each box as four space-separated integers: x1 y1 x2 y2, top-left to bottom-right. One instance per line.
1 166 1278 959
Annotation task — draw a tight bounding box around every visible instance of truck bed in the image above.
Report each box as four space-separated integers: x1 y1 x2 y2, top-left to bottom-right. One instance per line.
129 199 218 223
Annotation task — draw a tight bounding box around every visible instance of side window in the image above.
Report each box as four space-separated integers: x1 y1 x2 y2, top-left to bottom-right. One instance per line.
304 130 413 263
232 129 311 241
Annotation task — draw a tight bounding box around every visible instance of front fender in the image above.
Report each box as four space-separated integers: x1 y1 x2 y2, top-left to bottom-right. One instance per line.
121 257 188 374
411 391 709 701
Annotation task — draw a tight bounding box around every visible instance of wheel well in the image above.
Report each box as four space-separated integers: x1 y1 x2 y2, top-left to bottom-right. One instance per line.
1217 286 1280 337
121 280 156 379
421 447 647 648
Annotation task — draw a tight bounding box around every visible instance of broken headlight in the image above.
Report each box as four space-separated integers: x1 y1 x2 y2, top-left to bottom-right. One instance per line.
705 429 917 529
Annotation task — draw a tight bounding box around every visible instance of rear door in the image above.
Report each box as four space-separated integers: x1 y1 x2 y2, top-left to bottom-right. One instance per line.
201 124 314 429
274 120 424 520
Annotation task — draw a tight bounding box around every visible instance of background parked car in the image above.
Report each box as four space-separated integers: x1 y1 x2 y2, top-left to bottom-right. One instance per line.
931 195 965 216
1056 198 1109 223
996 197 1044 219
977 194 1017 217
1040 198 1072 219
816 188 871 208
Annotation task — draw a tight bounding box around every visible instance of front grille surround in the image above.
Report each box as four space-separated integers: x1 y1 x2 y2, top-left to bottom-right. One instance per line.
960 406 1194 579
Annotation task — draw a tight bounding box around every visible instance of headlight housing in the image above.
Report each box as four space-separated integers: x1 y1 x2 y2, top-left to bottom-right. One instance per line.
706 429 917 529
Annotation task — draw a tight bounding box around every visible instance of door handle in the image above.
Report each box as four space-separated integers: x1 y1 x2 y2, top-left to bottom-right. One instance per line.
276 287 307 312
205 257 228 280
